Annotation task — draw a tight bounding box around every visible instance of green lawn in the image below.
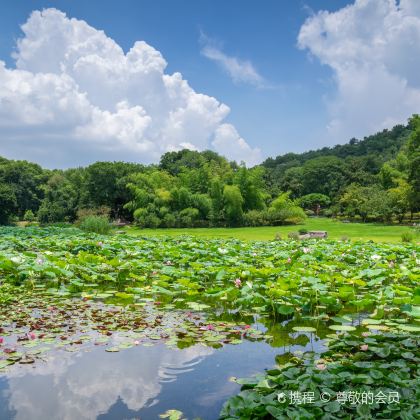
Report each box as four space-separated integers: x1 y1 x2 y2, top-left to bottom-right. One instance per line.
125 218 417 242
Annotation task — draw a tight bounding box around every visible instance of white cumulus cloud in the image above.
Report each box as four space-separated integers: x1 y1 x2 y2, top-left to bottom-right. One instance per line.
212 123 261 166
298 0 420 142
0 8 261 168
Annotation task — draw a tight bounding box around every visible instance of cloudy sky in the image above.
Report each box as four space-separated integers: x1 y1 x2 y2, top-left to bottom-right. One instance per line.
0 0 419 168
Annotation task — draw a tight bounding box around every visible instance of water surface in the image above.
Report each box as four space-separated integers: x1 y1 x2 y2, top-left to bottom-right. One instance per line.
0 331 326 420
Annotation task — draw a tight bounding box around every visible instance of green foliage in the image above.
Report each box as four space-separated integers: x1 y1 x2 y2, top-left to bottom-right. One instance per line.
223 185 244 226
0 226 418 420
299 193 331 214
263 119 418 221
339 184 394 222
76 206 111 221
267 192 307 225
287 231 300 240
401 232 414 243
37 173 79 224
23 210 35 222
407 115 420 212
0 184 17 224
0 159 46 220
0 116 419 228
78 215 111 234
221 333 420 419
179 207 200 227
81 161 144 219
243 210 267 227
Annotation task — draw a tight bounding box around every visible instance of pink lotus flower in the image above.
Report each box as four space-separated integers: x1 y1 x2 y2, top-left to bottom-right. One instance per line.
0 337 4 345
28 332 36 340
244 325 251 329
206 324 215 331
165 260 172 265
252 252 257 257
35 257 44 265
362 332 370 337
388 261 395 268
316 363 326 370
134 340 140 346
287 257 292 263
154 301 162 306
151 271 158 275
303 247 310 254
97 241 104 247
234 278 242 288
360 344 369 351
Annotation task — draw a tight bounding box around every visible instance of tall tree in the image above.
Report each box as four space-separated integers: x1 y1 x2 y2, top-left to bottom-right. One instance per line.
223 185 244 226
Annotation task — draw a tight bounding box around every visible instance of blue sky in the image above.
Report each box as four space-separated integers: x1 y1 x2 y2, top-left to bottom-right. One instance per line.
0 0 419 167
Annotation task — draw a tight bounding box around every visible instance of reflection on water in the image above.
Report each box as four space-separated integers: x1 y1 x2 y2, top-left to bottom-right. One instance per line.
0 334 326 420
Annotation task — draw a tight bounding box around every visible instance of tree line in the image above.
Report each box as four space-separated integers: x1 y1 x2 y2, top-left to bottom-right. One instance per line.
1 115 419 227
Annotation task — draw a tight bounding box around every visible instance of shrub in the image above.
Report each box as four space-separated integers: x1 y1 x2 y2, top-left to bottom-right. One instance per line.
79 215 111 234
133 208 149 227
274 233 282 241
76 206 111 221
323 208 334 217
244 210 266 227
23 210 35 222
179 207 200 227
287 231 299 240
298 228 308 235
49 222 73 228
146 214 161 229
163 213 176 228
268 193 307 225
401 232 414 242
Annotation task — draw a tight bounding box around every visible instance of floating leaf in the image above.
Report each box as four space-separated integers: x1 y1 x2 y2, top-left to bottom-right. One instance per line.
365 325 389 331
329 325 356 331
292 327 316 332
105 347 120 352
398 324 420 332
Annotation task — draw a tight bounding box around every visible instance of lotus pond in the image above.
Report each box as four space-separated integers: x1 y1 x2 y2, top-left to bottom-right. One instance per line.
0 227 419 419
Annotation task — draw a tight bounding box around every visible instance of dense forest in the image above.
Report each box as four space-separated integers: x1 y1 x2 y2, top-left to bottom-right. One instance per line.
1 115 419 228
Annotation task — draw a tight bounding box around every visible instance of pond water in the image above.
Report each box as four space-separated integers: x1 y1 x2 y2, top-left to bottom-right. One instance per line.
0 322 327 420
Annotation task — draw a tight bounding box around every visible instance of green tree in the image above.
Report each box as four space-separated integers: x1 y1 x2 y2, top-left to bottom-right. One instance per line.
209 178 224 224
299 193 331 215
267 192 306 225
223 185 244 226
37 174 78 223
82 161 144 218
406 115 420 215
301 156 347 197
0 184 17 224
0 159 46 218
339 184 393 222
235 165 265 211
23 210 35 222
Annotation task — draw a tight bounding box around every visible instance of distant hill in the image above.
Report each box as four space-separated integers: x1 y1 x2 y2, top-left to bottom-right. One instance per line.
260 121 414 198
263 123 411 170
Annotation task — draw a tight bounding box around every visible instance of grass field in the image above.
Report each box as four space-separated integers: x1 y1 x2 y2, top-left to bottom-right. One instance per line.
125 217 417 242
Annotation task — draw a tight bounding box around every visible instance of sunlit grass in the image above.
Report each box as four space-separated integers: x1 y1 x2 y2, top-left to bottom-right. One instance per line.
125 217 416 242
